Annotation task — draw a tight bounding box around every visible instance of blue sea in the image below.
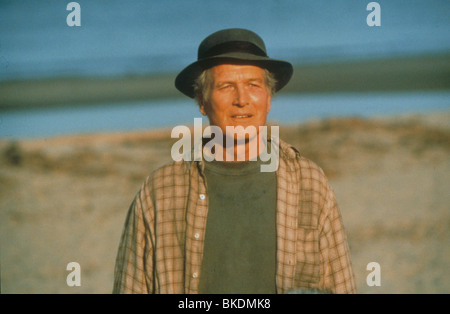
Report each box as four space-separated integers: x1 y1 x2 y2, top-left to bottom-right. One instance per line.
0 0 449 138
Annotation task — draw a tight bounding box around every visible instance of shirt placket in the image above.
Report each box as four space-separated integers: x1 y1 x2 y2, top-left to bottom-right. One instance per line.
275 156 299 293
184 162 209 293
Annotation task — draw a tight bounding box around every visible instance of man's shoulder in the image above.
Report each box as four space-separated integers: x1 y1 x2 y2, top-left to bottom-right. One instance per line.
152 159 189 176
278 139 326 178
279 140 338 220
143 160 191 187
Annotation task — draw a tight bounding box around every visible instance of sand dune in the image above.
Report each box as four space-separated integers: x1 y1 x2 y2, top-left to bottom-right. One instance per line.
0 112 449 293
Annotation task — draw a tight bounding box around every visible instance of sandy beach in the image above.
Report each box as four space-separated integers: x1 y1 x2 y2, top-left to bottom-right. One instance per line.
0 110 448 294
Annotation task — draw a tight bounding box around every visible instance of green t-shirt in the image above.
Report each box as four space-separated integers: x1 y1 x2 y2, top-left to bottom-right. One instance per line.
198 158 277 294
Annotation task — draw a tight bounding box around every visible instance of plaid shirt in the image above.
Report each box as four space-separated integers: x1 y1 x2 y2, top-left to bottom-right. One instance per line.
113 138 356 294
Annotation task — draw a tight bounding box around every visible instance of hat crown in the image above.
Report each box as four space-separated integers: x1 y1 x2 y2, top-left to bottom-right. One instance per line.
197 28 267 60
175 28 293 98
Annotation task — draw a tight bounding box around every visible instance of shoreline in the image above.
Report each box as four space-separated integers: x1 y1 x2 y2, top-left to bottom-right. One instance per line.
1 53 449 110
1 110 448 149
1 108 448 143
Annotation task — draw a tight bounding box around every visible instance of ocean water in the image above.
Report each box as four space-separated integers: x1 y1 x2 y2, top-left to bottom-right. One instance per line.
0 0 449 138
1 91 449 139
1 0 449 80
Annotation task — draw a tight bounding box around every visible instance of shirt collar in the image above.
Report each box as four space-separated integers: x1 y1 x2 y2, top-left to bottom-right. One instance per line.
184 133 299 176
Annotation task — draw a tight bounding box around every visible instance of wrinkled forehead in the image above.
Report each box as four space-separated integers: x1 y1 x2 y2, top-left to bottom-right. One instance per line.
210 64 266 82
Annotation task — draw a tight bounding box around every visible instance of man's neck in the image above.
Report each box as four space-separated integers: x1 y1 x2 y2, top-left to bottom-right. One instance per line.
220 133 266 162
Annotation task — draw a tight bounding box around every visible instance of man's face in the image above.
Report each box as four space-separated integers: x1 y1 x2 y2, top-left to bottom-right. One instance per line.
199 64 272 139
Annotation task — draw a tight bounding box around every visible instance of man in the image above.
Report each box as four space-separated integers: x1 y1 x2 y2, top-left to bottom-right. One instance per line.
113 28 356 294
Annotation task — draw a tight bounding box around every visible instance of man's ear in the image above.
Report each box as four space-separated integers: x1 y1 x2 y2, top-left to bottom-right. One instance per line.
199 100 207 116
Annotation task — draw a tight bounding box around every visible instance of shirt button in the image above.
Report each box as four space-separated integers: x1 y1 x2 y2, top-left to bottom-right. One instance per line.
192 272 198 278
199 194 205 200
194 233 200 239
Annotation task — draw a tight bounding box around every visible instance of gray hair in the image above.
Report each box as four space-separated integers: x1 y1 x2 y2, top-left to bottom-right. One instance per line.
193 67 277 106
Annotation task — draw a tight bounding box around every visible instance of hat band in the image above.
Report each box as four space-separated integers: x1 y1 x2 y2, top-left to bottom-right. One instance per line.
200 41 267 59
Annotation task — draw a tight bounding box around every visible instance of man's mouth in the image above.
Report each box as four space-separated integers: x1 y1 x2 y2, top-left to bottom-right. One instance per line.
231 114 253 119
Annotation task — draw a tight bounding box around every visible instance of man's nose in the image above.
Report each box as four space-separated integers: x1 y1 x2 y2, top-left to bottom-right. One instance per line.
232 85 249 107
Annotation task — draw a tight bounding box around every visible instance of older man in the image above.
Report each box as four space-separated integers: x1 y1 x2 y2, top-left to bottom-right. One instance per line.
113 28 356 294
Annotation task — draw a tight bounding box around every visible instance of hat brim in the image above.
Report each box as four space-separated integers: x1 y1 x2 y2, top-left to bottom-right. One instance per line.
175 52 293 98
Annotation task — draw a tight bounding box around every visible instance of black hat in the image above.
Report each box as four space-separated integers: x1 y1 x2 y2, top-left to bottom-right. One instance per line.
175 28 293 98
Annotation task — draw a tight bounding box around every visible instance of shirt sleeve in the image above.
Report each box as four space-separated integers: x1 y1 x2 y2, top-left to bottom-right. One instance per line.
112 185 154 294
319 183 357 294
